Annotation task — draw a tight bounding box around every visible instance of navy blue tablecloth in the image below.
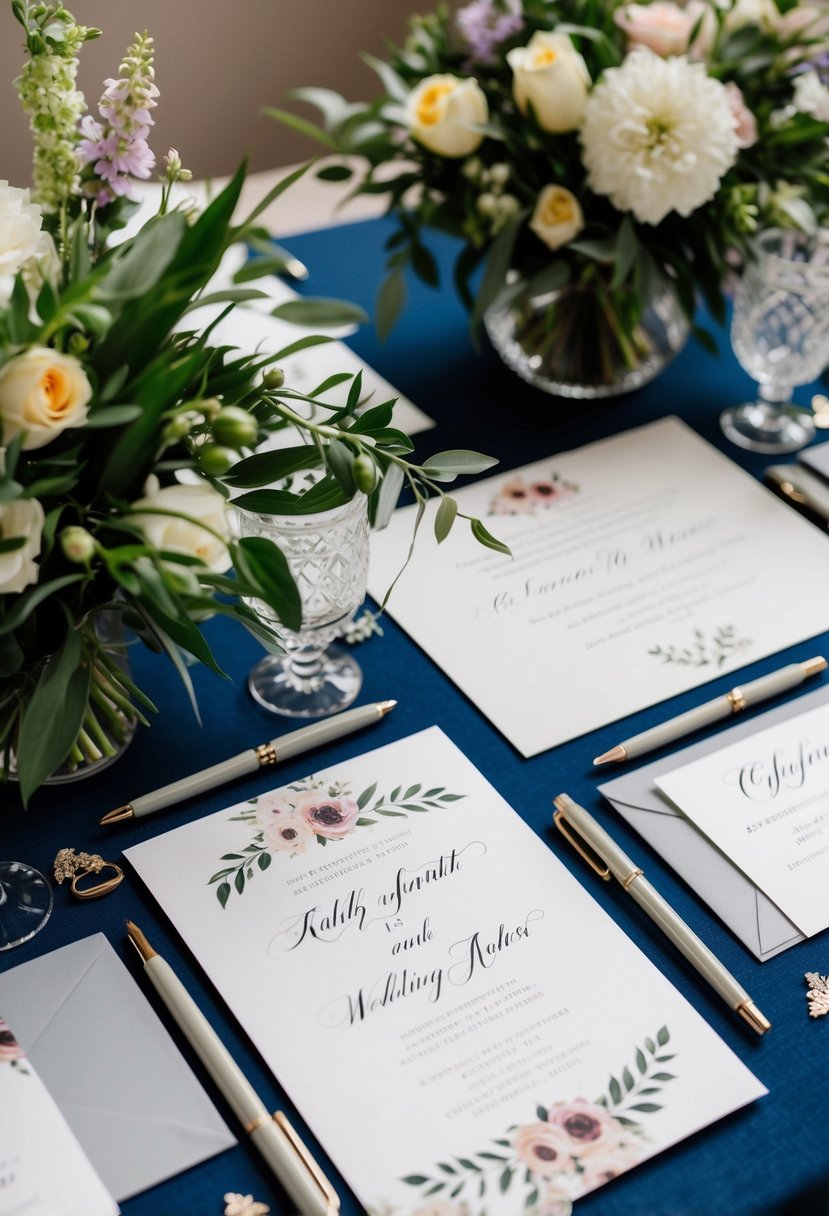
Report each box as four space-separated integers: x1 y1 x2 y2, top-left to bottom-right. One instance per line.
3 216 828 1216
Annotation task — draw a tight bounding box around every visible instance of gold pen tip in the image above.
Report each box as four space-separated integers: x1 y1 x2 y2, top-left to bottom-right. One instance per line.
802 656 828 678
593 745 628 766
125 920 157 963
377 700 397 717
737 999 771 1036
100 803 134 826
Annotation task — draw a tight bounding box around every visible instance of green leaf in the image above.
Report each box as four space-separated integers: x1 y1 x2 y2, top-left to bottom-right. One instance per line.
434 496 458 543
424 450 498 476
657 1025 670 1047
376 268 407 343
536 1105 549 1121
612 216 638 290
271 333 336 361
234 868 246 894
636 1048 647 1074
84 405 142 429
623 1066 635 1091
401 1175 430 1186
470 518 511 557
609 1075 623 1106
346 369 364 413
651 1072 676 1081
0 536 26 554
223 445 318 488
217 881 231 908
317 164 354 182
257 851 272 871
362 52 409 102
0 574 85 637
326 439 356 495
352 401 394 433
262 107 338 149
369 462 404 530
97 213 186 300
16 620 91 805
233 536 303 632
357 782 378 810
270 297 368 328
628 1102 663 1113
499 1166 514 1193
645 1037 656 1055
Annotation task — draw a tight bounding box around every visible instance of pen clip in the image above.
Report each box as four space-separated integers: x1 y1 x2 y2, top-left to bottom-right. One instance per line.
274 1110 340 1211
553 809 611 882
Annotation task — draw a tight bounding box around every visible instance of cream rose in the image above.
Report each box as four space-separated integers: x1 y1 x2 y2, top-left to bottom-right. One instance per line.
0 347 92 450
406 74 489 157
0 182 44 303
614 1 715 57
263 814 315 854
507 31 590 133
724 0 782 32
129 481 232 573
513 1121 575 1178
0 497 44 594
530 184 584 251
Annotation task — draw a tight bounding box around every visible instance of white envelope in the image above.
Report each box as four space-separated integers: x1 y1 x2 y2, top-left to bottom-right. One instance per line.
0 934 235 1201
598 685 829 961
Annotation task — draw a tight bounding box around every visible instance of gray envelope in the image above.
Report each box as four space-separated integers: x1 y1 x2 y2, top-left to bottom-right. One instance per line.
598 685 829 961
0 934 235 1201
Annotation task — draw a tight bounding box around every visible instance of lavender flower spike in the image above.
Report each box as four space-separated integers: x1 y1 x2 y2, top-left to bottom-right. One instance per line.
456 0 523 65
80 30 158 206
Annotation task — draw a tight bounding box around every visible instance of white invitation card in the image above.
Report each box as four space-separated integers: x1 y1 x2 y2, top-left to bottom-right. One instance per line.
0 1018 119 1216
127 729 764 1213
368 417 829 755
656 700 829 938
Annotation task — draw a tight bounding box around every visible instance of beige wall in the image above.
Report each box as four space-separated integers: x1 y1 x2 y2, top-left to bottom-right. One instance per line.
1 1 415 186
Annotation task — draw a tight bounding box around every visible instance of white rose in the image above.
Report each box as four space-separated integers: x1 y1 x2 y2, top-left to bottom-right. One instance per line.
0 347 92 450
724 0 782 32
0 181 44 304
507 31 591 133
0 497 44 595
530 184 585 250
406 74 489 157
793 69 829 122
129 481 232 573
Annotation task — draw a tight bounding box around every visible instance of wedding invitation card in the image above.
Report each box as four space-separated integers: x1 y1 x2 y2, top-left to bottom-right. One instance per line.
368 417 829 755
0 1018 118 1216
127 729 764 1213
656 699 829 938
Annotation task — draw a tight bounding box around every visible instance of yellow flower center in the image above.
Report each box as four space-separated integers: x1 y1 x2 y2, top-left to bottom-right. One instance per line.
542 190 575 226
416 82 454 125
40 367 72 418
531 46 557 68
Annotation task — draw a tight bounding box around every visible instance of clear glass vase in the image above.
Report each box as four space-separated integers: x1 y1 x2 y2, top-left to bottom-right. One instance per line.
484 268 690 399
237 493 370 718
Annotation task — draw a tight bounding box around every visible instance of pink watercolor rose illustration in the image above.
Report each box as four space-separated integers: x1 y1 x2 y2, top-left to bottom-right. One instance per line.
513 1121 575 1178
294 791 360 839
0 1018 23 1063
491 475 536 515
578 1138 642 1188
547 1097 626 1156
262 813 315 854
255 794 297 832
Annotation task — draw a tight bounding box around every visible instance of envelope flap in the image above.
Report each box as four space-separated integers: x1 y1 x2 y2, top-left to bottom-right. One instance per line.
0 933 107 1050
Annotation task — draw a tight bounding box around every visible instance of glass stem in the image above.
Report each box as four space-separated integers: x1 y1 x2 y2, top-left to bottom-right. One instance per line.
286 644 326 687
758 381 792 405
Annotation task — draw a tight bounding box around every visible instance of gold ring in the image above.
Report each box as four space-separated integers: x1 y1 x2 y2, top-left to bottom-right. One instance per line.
622 867 644 891
255 743 277 768
727 688 746 713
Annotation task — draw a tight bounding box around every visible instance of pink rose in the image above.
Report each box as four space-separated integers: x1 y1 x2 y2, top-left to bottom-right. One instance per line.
0 1019 23 1063
725 82 758 149
295 791 360 839
614 1 714 57
513 1121 575 1178
547 1098 626 1157
255 794 296 832
262 813 315 854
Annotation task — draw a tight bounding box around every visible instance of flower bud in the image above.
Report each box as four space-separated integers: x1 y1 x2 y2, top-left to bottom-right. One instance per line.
211 405 258 449
162 414 193 442
263 367 286 390
477 192 498 216
489 162 510 186
60 525 95 564
352 453 376 494
197 443 236 477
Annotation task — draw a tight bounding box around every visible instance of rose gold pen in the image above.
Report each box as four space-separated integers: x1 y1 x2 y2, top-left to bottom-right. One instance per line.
102 700 396 825
126 921 339 1215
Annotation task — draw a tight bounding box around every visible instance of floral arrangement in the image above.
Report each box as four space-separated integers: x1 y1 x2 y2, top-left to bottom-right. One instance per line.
385 1026 676 1216
273 0 829 390
210 776 464 905
0 1 505 804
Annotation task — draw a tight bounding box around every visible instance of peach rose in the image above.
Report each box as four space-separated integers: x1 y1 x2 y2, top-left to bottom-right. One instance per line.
295 791 360 839
724 82 758 148
491 477 536 515
578 1139 642 1189
0 346 91 450
513 1121 575 1178
262 813 315 854
547 1098 626 1156
614 1 715 57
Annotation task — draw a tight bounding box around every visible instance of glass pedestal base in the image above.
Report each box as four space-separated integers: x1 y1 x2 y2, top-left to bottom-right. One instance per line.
720 401 816 454
248 643 363 718
0 862 52 951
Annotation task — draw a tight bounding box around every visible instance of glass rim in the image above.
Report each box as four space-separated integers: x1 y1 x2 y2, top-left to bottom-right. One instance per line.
752 226 829 273
234 489 368 529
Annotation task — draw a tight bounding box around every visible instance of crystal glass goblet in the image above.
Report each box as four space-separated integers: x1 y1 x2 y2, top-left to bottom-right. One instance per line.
721 228 829 454
0 861 52 951
237 492 370 718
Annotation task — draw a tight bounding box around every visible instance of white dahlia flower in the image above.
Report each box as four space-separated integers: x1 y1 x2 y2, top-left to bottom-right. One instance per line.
580 49 739 226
